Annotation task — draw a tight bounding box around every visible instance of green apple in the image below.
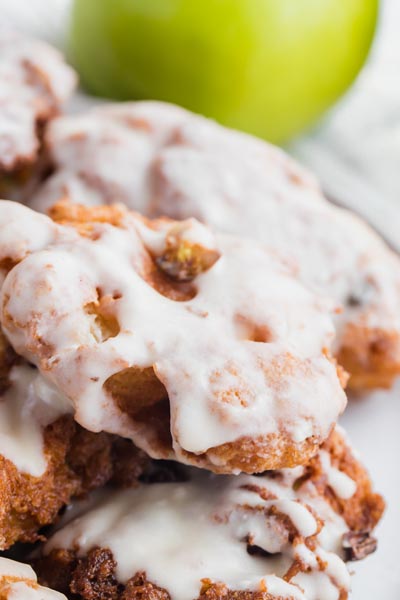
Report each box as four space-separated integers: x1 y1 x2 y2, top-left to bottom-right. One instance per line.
69 0 378 142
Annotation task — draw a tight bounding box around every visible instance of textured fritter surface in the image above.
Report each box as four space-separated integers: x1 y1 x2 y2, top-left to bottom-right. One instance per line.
0 200 346 473
36 549 289 600
34 429 384 600
0 316 148 550
0 29 76 199
31 101 400 390
0 414 148 550
0 557 66 599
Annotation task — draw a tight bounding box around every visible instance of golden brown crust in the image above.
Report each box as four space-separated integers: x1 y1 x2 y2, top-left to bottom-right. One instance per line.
199 582 291 600
44 200 400 392
0 102 55 203
35 547 296 600
194 432 322 474
49 201 127 232
0 417 149 550
0 31 76 202
295 428 385 532
33 102 400 393
103 358 327 472
337 323 400 390
0 328 19 394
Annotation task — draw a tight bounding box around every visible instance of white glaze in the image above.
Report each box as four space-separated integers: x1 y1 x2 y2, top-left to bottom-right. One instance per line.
0 201 346 470
45 458 353 600
0 364 72 476
0 28 76 171
319 450 357 500
0 558 34 580
0 557 66 600
31 101 400 369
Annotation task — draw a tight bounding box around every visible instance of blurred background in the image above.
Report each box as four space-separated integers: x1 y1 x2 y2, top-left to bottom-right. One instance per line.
1 0 399 247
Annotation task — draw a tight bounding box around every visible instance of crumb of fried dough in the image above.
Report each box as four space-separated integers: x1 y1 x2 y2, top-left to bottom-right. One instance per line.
0 417 148 550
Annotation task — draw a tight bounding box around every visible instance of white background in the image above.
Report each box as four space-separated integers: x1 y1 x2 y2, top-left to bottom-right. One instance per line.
1 1 400 598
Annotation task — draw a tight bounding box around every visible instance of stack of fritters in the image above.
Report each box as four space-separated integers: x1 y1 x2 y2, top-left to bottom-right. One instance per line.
30 102 400 390
0 30 394 600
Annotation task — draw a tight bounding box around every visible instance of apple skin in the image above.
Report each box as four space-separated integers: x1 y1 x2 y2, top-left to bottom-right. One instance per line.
69 0 378 142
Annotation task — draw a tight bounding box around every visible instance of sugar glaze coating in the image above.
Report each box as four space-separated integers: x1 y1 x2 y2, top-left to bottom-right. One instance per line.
0 29 76 173
31 102 400 389
0 201 346 473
